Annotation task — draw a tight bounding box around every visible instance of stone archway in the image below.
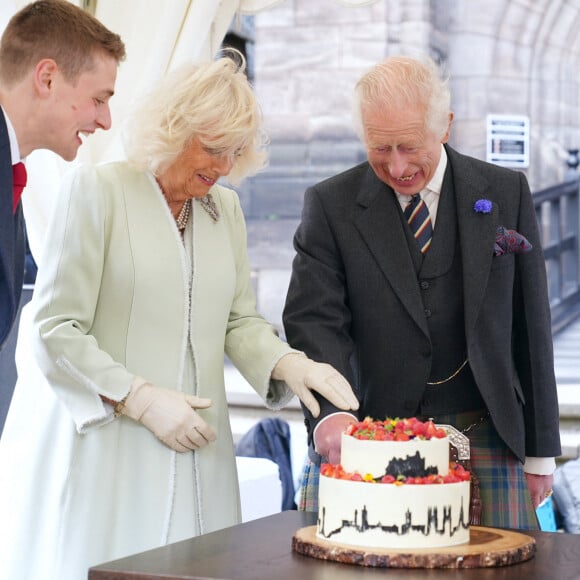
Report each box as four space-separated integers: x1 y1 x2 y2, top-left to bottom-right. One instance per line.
448 0 580 189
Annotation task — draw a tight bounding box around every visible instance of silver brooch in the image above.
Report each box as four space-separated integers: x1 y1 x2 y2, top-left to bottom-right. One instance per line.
197 193 220 223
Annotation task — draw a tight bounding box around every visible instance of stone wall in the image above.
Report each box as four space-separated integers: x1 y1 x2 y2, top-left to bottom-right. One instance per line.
447 0 580 189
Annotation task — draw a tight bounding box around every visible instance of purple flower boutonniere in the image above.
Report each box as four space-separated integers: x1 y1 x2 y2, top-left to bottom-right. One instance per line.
474 199 493 214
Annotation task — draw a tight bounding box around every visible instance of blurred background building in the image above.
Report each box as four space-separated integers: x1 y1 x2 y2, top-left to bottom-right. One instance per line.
239 0 580 221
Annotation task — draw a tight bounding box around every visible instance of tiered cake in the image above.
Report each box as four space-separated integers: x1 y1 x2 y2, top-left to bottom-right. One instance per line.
316 417 471 549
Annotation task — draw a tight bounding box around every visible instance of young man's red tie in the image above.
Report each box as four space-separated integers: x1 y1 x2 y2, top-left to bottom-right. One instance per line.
12 162 27 213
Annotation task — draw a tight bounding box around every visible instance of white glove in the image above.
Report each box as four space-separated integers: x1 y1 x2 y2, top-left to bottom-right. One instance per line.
118 377 217 453
271 353 359 418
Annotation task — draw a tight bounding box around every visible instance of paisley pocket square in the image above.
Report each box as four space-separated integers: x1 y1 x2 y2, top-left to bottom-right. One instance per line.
494 226 532 256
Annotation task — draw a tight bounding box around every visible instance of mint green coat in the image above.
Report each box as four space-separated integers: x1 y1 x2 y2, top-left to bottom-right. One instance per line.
0 162 294 580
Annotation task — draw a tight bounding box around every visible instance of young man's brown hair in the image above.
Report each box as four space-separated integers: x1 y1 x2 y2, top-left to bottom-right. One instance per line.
0 0 126 87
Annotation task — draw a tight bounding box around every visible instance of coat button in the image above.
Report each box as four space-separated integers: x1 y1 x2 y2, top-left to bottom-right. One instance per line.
420 280 430 290
424 308 432 317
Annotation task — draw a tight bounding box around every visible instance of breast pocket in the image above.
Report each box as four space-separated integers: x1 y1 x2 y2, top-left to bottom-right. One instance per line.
490 253 515 271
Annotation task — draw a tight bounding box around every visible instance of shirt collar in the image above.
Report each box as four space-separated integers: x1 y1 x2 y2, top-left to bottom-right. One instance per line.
426 144 447 195
1 106 23 164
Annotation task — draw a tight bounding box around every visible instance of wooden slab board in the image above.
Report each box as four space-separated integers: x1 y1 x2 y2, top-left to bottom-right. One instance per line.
292 525 536 568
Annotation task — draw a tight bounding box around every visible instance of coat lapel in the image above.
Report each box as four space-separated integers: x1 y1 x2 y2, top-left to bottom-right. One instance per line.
0 109 19 342
0 111 14 296
447 147 500 339
351 152 501 341
353 167 430 337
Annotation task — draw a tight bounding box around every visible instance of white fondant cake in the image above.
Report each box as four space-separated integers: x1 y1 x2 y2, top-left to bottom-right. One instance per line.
316 418 471 549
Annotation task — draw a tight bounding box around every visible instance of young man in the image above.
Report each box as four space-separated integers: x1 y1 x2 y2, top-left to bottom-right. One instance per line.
0 0 125 351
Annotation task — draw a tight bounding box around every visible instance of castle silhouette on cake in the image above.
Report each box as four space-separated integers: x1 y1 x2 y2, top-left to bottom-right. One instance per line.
383 450 438 479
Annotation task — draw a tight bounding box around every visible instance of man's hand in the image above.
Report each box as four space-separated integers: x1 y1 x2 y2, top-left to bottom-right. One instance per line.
272 353 359 418
119 377 217 452
525 472 554 509
313 413 357 464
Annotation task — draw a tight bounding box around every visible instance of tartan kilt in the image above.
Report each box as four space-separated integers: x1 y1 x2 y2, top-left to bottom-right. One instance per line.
298 411 539 531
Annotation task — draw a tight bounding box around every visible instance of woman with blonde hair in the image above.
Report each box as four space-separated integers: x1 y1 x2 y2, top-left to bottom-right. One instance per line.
0 50 358 580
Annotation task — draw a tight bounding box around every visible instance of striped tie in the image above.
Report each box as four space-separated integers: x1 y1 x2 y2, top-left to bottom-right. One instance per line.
404 194 432 253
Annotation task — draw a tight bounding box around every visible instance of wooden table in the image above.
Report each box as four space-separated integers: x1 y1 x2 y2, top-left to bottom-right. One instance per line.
89 510 580 580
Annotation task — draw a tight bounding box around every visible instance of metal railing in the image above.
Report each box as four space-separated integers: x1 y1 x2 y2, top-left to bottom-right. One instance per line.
533 175 580 333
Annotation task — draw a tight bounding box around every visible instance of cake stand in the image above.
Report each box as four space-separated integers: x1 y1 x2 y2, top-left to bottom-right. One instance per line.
292 525 536 568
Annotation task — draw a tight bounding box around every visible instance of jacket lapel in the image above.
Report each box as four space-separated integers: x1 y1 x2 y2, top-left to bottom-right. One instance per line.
447 147 500 339
353 167 429 337
0 110 15 305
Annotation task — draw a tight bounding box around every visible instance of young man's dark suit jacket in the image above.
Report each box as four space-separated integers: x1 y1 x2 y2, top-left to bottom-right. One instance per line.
283 144 561 465
0 109 25 351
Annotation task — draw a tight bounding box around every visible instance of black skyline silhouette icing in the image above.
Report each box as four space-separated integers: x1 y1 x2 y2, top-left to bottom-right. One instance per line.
382 450 439 479
318 497 469 539
319 450 468 540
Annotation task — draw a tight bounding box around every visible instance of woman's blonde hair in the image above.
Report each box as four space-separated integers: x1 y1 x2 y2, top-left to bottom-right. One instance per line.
123 49 267 185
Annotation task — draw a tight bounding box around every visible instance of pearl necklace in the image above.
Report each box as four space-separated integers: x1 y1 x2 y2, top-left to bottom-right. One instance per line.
175 199 192 231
